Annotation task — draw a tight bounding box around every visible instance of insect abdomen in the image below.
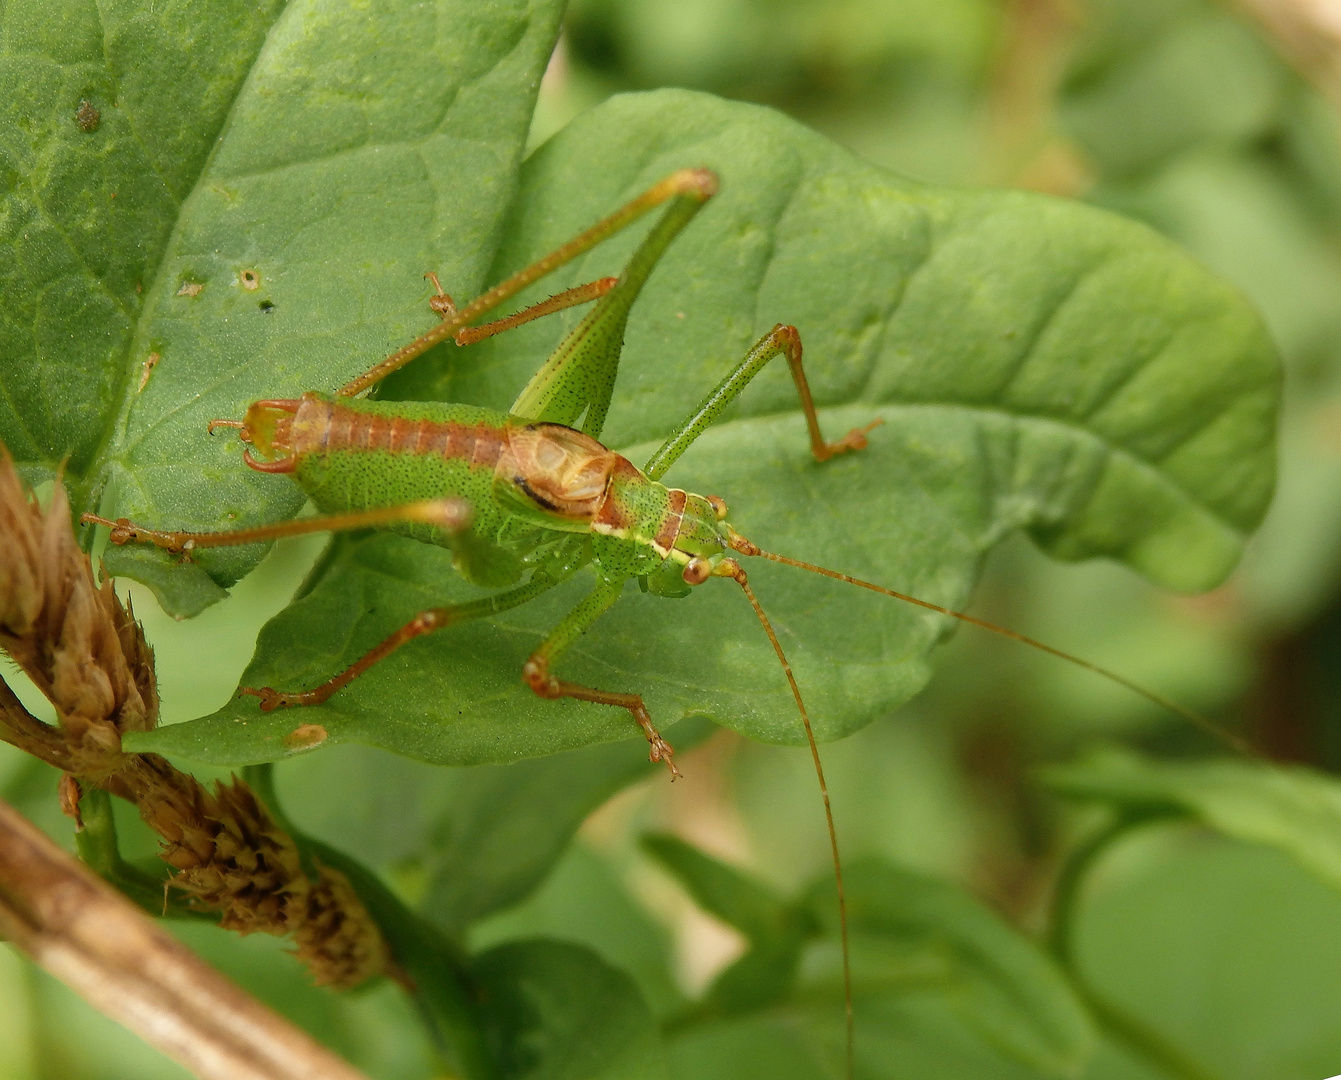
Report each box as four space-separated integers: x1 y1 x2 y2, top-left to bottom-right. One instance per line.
287 394 513 549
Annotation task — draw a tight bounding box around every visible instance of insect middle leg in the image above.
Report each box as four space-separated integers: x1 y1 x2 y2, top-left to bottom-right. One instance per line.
642 324 883 480
244 572 569 710
519 580 680 777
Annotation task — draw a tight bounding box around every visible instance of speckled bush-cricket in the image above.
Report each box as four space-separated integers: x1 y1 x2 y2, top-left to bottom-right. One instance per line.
83 167 1249 1072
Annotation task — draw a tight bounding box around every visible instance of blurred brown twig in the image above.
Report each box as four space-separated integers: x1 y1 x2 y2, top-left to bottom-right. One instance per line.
1234 0 1341 112
0 791 371 1080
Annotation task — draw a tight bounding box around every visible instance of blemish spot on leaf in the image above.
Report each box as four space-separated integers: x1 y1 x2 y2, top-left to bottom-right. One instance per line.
239 269 261 291
283 723 328 750
176 281 203 298
75 100 100 132
137 353 160 392
259 300 275 313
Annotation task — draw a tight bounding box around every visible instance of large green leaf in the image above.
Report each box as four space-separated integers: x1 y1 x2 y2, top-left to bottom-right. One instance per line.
1 0 565 616
1042 747 1341 895
127 88 1278 765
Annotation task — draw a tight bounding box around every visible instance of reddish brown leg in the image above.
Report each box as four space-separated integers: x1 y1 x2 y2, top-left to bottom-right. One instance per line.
243 609 452 710
769 325 883 463
426 271 619 346
81 500 470 557
520 580 679 776
522 655 679 778
240 573 566 710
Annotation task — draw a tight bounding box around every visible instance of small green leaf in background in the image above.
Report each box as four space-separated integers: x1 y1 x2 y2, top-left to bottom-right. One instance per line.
642 833 816 1015
422 721 712 933
1070 827 1341 1080
1059 0 1285 179
652 842 1095 1079
473 940 668 1080
816 861 1096 1078
1042 746 1341 896
128 86 1281 769
642 833 808 943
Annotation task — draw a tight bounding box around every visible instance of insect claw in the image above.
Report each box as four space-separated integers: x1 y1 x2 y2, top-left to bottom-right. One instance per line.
239 686 288 711
425 271 456 318
651 739 682 780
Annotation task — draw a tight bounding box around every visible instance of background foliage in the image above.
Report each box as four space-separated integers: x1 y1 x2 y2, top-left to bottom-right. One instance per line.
3 0 1341 1078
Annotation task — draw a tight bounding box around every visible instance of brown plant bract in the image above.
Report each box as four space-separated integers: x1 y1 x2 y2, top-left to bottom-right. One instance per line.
0 448 387 988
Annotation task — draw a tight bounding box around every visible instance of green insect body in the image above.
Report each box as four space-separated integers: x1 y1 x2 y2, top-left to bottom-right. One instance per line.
90 168 886 764
239 390 732 597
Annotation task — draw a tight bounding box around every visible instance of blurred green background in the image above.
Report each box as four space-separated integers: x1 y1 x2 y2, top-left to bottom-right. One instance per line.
6 0 1341 1076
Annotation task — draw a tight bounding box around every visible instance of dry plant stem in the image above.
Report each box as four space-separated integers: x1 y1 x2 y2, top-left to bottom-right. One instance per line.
987 0 1087 192
1234 0 1341 113
0 794 371 1080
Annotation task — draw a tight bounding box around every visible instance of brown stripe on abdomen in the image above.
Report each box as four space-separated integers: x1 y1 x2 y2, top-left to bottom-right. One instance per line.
296 400 508 472
651 489 687 555
469 426 507 470
289 394 510 472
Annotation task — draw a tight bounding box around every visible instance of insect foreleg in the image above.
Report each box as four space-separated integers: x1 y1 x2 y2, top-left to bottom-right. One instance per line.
643 324 883 481
244 570 572 711
520 579 680 777
82 500 471 557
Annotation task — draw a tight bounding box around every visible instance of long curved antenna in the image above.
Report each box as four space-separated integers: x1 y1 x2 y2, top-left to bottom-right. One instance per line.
728 534 1256 759
716 558 854 1078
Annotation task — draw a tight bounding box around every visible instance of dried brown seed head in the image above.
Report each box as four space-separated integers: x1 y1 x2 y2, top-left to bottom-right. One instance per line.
0 448 157 742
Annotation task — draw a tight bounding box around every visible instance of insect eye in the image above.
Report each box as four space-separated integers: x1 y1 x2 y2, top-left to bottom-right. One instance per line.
682 557 711 586
707 496 728 520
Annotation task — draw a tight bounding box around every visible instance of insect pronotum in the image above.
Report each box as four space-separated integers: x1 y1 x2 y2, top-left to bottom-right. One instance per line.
86 168 1251 1077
